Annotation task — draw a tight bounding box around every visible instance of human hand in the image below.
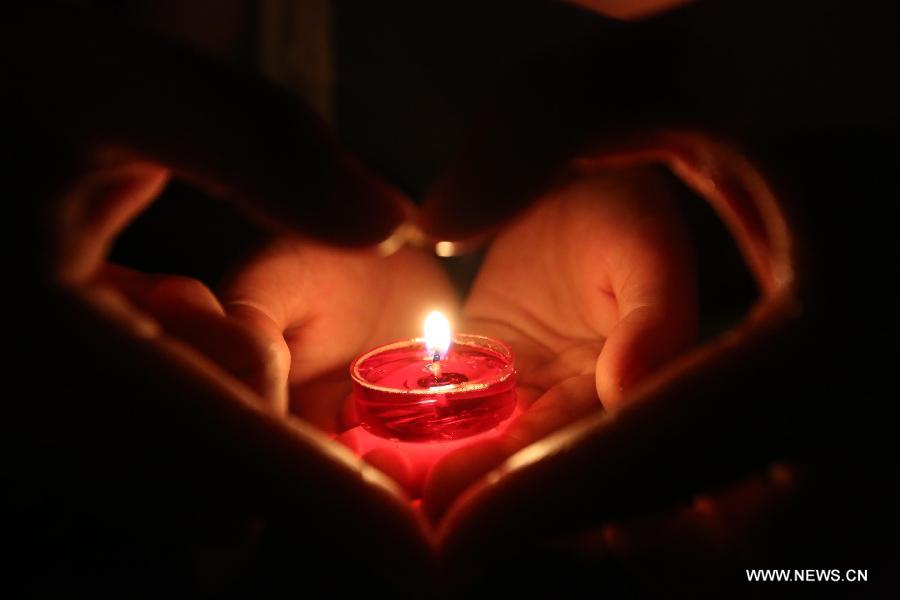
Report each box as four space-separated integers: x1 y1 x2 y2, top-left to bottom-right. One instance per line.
219 237 459 428
421 167 697 518
8 6 431 586
411 0 884 578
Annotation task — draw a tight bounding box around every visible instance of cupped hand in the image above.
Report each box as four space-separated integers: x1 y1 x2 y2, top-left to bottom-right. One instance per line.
219 236 459 428
10 5 431 584
422 166 698 519
406 0 864 574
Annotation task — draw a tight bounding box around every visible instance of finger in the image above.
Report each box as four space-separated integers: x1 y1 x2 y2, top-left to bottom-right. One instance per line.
220 239 358 428
221 302 292 413
221 240 458 430
288 370 355 433
98 264 290 412
596 284 697 409
23 284 433 584
338 419 517 500
437 298 802 573
9 5 408 277
590 171 698 408
362 449 414 495
597 301 697 409
221 240 438 377
424 376 597 522
48 160 170 283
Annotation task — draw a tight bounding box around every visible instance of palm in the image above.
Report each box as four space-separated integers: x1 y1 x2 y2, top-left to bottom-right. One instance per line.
470 168 695 399
222 237 458 432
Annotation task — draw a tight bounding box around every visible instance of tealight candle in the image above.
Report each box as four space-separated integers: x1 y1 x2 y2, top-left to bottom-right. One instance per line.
350 311 516 442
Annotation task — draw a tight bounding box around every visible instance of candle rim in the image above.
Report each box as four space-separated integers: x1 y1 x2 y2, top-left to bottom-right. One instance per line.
350 333 515 395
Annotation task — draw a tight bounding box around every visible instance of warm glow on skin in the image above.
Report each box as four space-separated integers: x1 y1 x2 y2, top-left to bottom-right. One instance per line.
336 406 522 498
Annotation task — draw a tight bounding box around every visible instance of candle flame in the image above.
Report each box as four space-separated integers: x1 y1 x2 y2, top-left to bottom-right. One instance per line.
424 310 451 360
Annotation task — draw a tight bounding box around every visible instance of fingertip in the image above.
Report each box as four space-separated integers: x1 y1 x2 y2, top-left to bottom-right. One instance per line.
101 268 291 413
225 302 291 413
595 305 689 410
232 321 291 414
145 274 224 316
595 313 654 409
422 439 511 524
57 161 170 283
363 448 413 496
595 348 641 410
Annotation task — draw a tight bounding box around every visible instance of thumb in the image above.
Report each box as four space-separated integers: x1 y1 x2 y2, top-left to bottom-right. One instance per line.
596 304 694 408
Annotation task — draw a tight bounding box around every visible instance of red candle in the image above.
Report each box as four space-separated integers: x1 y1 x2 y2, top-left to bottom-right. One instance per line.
351 311 516 442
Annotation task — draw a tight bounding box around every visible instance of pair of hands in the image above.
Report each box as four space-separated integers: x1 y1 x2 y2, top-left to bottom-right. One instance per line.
13 0 696 523
77 154 697 521
11 0 827 584
219 164 696 518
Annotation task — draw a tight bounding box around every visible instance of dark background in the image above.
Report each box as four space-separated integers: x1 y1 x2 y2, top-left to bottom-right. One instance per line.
10 2 900 597
109 0 756 340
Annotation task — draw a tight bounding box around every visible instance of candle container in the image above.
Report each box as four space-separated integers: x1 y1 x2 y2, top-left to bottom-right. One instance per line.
350 334 516 442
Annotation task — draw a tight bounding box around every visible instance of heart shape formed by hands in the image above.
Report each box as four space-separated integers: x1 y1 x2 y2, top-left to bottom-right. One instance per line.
22 128 796 590
217 164 698 523
14 1 894 594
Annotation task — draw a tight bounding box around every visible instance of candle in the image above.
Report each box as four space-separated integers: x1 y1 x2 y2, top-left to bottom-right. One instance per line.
350 311 516 442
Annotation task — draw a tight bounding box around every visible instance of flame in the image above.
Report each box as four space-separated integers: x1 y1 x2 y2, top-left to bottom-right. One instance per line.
424 310 451 360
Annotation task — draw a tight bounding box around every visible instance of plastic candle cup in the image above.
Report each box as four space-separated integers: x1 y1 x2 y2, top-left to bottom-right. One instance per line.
350 311 516 443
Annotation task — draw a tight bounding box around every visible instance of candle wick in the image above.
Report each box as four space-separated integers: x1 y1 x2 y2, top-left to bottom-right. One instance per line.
432 352 442 380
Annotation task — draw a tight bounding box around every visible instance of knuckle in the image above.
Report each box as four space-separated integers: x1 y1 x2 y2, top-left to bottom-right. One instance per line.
148 275 218 309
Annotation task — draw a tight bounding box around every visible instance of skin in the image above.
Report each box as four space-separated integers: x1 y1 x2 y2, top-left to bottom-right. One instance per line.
11 0 899 593
423 167 697 519
414 0 899 586
220 238 459 425
8 7 432 590
222 166 698 517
